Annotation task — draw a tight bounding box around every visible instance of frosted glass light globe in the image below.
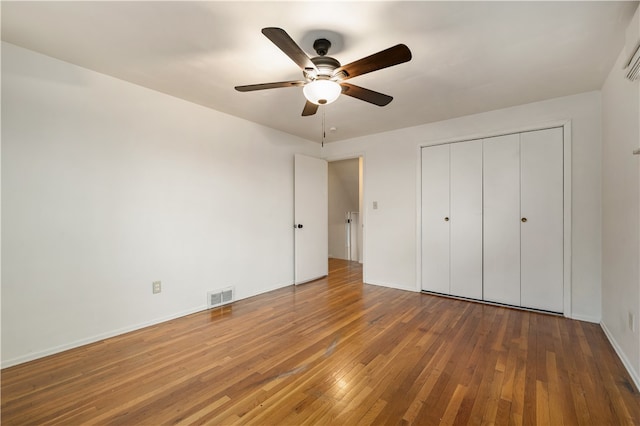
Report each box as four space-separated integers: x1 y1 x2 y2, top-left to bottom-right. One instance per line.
303 80 341 105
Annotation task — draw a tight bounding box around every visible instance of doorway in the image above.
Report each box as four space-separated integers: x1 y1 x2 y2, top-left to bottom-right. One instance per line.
328 157 363 265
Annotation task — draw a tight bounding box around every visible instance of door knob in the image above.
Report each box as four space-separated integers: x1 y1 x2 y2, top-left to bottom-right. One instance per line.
297 224 303 229
521 218 527 223
444 217 449 222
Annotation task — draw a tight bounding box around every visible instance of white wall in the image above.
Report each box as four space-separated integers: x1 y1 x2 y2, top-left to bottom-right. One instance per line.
328 159 359 259
1 43 319 366
601 46 640 383
323 91 603 322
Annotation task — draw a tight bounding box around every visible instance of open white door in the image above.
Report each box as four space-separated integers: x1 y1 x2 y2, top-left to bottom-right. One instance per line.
294 154 328 284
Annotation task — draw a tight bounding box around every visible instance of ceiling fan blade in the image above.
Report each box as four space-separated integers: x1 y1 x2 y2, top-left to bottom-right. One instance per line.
302 100 319 116
262 27 317 72
334 44 412 80
235 81 306 92
340 83 393 106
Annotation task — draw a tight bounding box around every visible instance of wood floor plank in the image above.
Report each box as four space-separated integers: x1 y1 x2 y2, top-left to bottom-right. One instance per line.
3 258 640 425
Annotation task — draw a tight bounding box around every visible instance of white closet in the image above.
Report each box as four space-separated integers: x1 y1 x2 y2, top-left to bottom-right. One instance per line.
421 140 483 299
421 127 564 313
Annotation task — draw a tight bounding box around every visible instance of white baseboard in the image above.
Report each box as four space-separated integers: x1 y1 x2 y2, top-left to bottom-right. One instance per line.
2 281 297 369
600 321 640 391
365 279 418 293
570 313 601 323
1 305 208 369
244 280 294 297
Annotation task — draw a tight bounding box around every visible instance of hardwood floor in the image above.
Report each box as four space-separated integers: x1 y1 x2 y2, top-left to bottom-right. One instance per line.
3 258 640 425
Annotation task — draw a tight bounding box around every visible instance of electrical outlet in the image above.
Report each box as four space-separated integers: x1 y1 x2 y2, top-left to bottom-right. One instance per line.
373 201 378 210
152 281 161 294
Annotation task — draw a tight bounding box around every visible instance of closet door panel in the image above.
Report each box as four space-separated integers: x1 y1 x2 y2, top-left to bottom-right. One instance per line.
483 134 521 306
520 128 564 312
421 145 450 294
450 140 483 299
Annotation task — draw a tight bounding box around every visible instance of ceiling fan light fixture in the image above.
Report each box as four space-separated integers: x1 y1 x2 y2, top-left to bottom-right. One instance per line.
303 80 341 105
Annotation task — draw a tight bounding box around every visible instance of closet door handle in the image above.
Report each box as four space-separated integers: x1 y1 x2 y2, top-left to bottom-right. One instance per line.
521 217 527 223
444 217 449 222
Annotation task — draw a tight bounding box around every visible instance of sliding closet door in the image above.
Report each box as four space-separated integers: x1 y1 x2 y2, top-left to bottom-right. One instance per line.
520 128 564 312
483 134 521 306
450 140 483 299
421 145 450 294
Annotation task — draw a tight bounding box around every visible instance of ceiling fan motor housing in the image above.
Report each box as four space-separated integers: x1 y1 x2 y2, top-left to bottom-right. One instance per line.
309 56 341 79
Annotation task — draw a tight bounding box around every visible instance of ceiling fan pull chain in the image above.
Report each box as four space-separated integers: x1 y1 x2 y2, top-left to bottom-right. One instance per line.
322 107 326 147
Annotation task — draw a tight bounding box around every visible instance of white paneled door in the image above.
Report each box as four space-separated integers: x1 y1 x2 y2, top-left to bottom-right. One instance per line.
483 134 522 306
294 154 328 284
450 140 483 299
421 141 483 297
421 144 451 294
520 128 564 312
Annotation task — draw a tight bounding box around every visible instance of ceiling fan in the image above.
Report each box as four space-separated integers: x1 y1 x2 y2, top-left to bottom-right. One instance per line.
235 28 412 116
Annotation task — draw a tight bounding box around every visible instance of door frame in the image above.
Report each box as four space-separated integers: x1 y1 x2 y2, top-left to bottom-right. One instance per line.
324 152 367 281
416 120 572 318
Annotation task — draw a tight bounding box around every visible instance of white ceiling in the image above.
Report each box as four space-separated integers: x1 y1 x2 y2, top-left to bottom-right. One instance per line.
2 1 637 143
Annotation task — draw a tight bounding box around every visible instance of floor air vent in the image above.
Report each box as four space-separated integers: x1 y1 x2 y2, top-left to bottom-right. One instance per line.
207 287 234 309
